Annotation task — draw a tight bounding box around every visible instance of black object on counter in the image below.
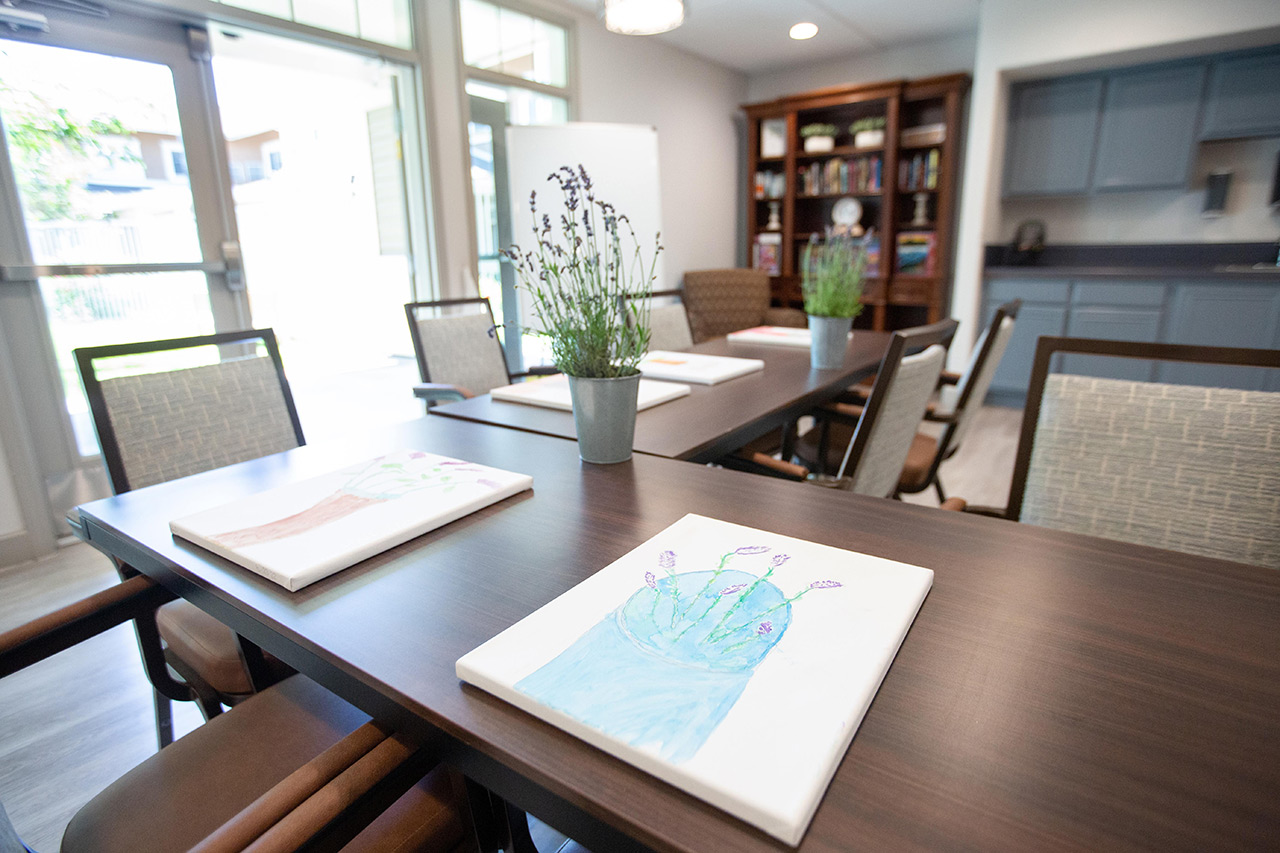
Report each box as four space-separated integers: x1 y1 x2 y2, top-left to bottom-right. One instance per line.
1007 219 1046 265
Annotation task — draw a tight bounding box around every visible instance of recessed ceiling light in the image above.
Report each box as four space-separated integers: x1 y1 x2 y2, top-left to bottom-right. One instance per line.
790 22 818 40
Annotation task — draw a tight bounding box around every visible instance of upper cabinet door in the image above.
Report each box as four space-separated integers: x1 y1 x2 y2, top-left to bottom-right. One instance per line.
1004 76 1104 196
1200 48 1280 140
1091 62 1206 191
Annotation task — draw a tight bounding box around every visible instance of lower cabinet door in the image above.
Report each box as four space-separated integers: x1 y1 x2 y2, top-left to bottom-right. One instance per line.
1064 306 1162 381
1162 284 1280 390
988 301 1069 398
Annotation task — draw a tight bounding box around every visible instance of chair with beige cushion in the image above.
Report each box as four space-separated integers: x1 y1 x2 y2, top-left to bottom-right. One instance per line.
0 575 472 852
680 268 806 343
620 289 694 351
405 297 555 405
1002 336 1280 569
75 328 303 746
821 300 1021 501
733 320 957 502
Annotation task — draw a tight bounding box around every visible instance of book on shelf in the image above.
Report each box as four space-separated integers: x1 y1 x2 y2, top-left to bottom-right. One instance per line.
895 231 936 276
456 513 934 845
797 156 883 196
754 232 781 275
898 149 940 191
754 171 785 199
638 351 765 385
491 374 691 412
169 450 533 591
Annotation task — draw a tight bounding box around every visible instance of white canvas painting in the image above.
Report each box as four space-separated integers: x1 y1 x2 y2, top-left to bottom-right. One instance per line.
490 373 690 411
171 451 533 591
726 326 853 349
457 514 933 845
638 351 765 385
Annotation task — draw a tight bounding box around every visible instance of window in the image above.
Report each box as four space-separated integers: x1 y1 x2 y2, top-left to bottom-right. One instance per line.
460 0 567 88
212 0 412 49
171 150 188 176
457 0 571 368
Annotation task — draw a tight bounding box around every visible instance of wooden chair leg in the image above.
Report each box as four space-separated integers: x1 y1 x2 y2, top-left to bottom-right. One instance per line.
933 477 947 503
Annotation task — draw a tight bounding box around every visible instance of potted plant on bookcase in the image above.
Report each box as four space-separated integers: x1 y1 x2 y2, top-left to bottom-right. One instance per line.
802 229 869 370
799 123 838 153
505 165 660 464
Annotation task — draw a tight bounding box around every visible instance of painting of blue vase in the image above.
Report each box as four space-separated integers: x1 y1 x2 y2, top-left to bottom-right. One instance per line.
457 514 934 846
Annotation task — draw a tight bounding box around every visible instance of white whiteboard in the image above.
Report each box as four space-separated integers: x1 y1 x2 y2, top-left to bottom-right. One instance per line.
506 123 663 333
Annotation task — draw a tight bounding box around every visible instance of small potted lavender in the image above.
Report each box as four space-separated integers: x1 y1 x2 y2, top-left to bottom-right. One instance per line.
505 166 661 463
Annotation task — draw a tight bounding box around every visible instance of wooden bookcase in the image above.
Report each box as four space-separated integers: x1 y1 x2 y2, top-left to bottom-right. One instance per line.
744 73 969 331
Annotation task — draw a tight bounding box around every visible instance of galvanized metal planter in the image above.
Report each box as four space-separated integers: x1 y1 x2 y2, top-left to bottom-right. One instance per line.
808 315 852 370
566 372 641 464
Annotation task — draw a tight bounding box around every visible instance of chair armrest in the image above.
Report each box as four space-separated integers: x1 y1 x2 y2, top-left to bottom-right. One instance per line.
0 574 174 677
762 307 808 328
817 401 863 427
192 719 437 853
922 404 957 424
938 497 968 512
413 383 469 405
745 452 810 481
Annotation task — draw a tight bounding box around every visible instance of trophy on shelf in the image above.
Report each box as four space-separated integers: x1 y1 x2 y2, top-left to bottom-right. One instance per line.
766 201 782 231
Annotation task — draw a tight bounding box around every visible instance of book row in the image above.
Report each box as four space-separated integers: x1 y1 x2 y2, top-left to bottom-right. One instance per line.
798 155 883 197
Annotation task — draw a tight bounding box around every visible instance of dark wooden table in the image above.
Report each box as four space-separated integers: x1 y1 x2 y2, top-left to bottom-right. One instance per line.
76 417 1280 852
428 333 890 462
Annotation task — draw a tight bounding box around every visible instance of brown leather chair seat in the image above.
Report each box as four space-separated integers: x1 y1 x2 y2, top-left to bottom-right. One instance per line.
156 600 289 696
62 675 466 853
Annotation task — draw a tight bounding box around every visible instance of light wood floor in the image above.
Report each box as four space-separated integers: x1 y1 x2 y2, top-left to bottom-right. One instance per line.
0 405 1023 851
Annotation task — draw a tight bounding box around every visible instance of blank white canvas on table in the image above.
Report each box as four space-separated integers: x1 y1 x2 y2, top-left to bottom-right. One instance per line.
457 514 933 846
170 450 533 591
638 351 765 385
490 373 690 411
727 326 852 348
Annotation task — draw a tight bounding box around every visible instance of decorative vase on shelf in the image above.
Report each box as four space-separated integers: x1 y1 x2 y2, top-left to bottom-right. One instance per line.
801 229 870 371
504 165 660 465
566 373 642 464
803 135 834 153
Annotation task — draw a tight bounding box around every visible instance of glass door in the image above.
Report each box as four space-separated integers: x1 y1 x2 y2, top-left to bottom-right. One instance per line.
467 93 521 373
207 28 423 442
0 17 245 529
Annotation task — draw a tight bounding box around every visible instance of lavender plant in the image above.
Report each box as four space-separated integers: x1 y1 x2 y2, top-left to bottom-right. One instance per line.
504 165 662 378
621 546 842 671
801 229 870 319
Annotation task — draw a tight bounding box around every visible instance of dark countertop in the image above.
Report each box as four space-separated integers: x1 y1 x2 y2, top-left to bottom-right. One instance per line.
986 264 1280 281
984 242 1280 281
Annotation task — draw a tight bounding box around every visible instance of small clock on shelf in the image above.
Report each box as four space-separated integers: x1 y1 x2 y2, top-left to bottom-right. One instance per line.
831 197 864 237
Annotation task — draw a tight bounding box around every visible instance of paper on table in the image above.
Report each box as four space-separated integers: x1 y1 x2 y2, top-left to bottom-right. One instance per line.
638 351 764 385
170 450 533 591
726 325 857 349
457 513 932 846
490 373 690 411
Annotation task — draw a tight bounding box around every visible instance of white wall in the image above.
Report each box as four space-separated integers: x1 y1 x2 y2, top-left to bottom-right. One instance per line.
745 31 978 104
576 24 747 288
949 0 1280 367
1000 137 1280 244
425 0 748 297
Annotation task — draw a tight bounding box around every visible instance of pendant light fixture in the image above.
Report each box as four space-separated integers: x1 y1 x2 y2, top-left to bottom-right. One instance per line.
600 0 686 36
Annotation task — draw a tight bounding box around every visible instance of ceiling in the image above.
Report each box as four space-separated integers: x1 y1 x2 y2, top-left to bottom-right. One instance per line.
570 0 981 74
